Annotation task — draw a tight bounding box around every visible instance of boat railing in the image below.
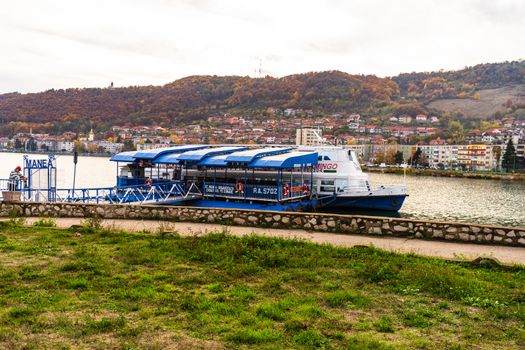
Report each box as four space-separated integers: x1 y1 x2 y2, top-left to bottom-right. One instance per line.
116 176 175 187
0 179 26 192
338 184 407 196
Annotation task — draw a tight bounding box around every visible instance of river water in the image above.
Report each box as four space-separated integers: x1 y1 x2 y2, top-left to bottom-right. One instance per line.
1 152 524 228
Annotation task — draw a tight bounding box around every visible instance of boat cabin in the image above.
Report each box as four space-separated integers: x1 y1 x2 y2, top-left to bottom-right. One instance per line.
110 145 321 209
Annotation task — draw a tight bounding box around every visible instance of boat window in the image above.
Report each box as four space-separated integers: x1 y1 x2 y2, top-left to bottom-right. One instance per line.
320 179 335 192
318 156 322 161
323 156 331 160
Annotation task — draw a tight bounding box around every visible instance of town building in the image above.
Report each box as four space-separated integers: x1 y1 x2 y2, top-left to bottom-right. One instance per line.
295 128 325 146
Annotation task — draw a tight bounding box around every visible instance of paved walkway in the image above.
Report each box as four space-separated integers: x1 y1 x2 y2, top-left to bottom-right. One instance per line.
12 217 524 265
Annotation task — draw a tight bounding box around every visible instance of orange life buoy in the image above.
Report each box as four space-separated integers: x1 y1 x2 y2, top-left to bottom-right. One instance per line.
283 183 290 196
145 178 152 186
235 182 244 193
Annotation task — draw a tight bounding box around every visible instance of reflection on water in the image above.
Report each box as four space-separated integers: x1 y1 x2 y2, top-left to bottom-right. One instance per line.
1 152 524 227
368 172 525 228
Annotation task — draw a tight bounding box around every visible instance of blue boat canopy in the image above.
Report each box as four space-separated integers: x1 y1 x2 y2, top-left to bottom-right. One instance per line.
196 154 229 167
111 145 208 163
111 145 317 169
248 151 318 169
154 153 183 165
110 151 140 162
225 147 293 164
133 145 208 161
177 146 248 162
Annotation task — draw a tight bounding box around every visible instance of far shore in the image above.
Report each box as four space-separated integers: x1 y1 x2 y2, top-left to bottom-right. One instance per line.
0 149 111 158
365 166 525 181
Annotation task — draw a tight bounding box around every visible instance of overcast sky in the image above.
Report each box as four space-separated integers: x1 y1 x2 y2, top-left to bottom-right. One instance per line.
1 0 524 93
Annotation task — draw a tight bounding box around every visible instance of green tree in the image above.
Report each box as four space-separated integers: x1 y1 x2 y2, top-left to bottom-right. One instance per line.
27 138 37 151
123 139 135 151
501 139 516 172
394 151 404 165
447 120 465 143
411 148 422 166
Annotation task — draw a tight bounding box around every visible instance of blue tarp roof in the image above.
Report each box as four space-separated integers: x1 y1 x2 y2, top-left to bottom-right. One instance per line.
225 147 293 163
198 151 318 169
248 151 318 169
110 151 139 162
111 145 208 162
154 154 183 165
133 145 208 161
196 154 229 167
111 145 318 169
177 146 248 162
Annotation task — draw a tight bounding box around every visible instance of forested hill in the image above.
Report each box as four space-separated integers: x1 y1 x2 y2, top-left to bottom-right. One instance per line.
0 60 524 135
0 72 399 135
393 61 525 103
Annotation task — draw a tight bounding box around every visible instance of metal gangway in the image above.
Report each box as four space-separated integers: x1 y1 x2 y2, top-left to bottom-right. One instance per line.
0 180 203 205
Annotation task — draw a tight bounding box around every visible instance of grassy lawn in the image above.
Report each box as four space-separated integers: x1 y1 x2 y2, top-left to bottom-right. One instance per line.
0 218 523 349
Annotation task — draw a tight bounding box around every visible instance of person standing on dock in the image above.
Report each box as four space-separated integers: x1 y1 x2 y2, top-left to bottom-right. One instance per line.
8 166 24 191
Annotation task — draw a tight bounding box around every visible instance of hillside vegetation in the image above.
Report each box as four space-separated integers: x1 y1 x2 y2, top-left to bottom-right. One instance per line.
0 61 525 135
427 85 525 118
0 219 523 349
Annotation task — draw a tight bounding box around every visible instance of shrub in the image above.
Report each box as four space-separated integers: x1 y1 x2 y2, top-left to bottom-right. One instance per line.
81 217 103 232
293 330 330 348
324 290 369 308
374 316 395 333
67 277 88 289
33 217 57 227
255 302 286 321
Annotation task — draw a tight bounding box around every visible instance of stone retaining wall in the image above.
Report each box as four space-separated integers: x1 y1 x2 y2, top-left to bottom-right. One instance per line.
1 202 524 247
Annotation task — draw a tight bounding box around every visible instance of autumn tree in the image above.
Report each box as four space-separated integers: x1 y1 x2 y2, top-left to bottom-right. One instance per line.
492 146 502 171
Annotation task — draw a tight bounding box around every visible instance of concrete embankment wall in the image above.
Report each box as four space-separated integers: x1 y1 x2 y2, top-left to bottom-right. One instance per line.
1 202 524 247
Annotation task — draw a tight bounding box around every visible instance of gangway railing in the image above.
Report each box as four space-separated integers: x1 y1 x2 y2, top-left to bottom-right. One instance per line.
0 179 25 192
0 180 201 205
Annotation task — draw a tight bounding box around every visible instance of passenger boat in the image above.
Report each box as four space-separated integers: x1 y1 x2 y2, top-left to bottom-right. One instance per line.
301 146 407 211
110 145 407 212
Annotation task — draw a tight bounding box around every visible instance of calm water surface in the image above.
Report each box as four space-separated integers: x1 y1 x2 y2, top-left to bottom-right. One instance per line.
1 152 524 227
368 172 525 228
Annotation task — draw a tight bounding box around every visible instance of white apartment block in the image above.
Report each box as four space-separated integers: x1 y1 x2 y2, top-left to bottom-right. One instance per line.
413 144 523 171
295 128 325 146
93 141 124 154
57 141 75 153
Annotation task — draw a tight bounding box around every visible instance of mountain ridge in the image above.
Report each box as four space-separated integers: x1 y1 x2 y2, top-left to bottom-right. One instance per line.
0 61 524 136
